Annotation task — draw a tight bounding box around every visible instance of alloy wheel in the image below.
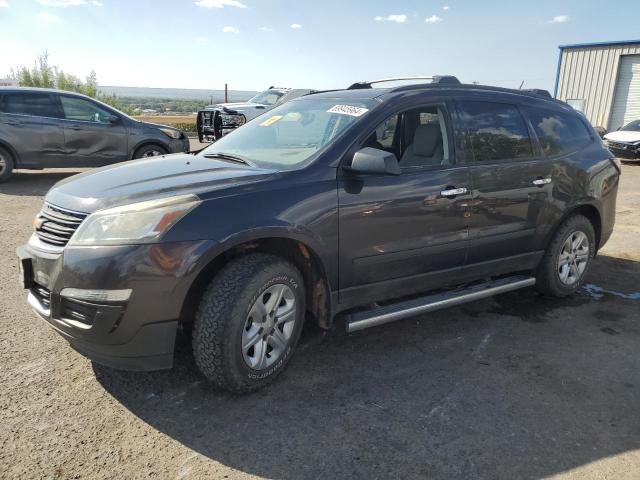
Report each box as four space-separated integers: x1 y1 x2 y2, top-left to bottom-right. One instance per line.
557 230 590 285
142 150 163 158
242 284 297 370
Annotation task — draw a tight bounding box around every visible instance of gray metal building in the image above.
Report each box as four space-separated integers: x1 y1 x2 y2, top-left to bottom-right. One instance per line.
554 39 640 130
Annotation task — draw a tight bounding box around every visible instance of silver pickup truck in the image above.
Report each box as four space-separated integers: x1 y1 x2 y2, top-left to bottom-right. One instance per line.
197 87 315 142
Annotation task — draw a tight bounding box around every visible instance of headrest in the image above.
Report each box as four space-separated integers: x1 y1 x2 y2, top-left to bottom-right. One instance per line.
413 124 442 157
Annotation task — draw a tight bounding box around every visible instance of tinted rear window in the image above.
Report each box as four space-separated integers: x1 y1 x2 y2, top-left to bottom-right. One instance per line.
525 106 592 156
1 92 59 118
457 101 533 162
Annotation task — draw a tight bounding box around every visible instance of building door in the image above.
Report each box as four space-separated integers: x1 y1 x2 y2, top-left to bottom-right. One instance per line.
609 55 640 130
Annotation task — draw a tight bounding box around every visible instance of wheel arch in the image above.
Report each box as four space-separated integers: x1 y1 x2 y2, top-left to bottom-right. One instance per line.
0 140 20 166
179 235 333 332
549 203 603 251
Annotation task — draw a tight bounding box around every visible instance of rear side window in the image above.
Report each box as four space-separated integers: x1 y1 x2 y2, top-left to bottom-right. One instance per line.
525 107 592 156
457 101 533 162
1 92 59 118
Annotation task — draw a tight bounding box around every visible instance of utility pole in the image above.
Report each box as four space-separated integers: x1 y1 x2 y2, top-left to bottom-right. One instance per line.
224 83 228 103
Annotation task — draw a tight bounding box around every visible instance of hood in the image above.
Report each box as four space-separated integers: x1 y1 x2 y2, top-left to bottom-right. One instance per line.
205 102 271 120
208 102 266 110
604 130 640 143
45 153 276 213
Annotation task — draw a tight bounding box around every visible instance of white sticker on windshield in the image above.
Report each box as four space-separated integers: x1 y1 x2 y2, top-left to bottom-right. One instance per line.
327 105 369 117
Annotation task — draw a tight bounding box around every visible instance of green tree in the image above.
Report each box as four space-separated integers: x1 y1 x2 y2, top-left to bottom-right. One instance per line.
11 52 114 108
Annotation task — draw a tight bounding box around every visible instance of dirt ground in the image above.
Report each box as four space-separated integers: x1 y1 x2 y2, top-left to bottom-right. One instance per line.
0 160 639 480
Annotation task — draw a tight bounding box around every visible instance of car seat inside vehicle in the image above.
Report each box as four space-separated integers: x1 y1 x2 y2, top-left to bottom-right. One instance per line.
401 124 444 167
400 108 450 168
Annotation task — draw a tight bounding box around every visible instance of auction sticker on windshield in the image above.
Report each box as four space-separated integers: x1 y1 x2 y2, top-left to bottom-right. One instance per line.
259 115 283 127
327 105 369 117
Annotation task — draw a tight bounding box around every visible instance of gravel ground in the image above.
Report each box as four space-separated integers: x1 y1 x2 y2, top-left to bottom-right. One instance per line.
0 160 639 480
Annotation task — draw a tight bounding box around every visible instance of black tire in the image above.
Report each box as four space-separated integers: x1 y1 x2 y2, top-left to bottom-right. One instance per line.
133 144 167 159
535 214 596 297
0 146 15 182
193 253 305 393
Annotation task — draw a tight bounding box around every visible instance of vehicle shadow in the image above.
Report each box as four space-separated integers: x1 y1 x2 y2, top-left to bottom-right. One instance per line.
95 254 640 479
0 170 85 197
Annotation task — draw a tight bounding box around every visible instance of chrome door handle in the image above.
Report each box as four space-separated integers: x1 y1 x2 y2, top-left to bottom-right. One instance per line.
440 187 468 197
532 178 552 186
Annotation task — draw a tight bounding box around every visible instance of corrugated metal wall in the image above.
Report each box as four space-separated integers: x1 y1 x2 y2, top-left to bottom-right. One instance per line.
556 43 640 129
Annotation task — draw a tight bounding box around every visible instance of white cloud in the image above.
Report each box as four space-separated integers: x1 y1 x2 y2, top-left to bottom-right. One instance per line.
222 26 240 34
36 12 62 24
195 36 208 43
37 0 85 6
92 0 102 6
425 15 443 23
548 15 570 23
259 26 274 32
374 14 407 23
0 0 8 7
195 0 246 9
290 23 302 29
442 6 449 10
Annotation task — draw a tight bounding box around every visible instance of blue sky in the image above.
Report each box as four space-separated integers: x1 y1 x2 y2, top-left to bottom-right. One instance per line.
0 0 638 92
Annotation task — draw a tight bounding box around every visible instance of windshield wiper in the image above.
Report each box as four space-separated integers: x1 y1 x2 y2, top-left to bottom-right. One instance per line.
202 152 252 166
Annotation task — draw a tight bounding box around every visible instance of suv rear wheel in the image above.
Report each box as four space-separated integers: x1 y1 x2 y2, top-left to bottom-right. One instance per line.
0 146 15 182
192 253 305 393
536 214 595 297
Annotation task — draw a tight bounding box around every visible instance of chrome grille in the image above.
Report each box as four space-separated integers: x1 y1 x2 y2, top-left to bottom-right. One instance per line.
34 203 88 247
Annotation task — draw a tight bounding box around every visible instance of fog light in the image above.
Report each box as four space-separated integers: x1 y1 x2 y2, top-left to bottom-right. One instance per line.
60 288 132 303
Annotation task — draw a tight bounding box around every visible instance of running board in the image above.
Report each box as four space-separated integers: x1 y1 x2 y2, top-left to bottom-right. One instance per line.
345 276 536 333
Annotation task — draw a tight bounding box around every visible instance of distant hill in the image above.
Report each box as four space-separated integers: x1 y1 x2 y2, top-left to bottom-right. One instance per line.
98 85 258 102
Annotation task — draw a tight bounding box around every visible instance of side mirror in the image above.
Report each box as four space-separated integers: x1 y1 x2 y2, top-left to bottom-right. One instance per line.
107 114 120 125
347 147 401 175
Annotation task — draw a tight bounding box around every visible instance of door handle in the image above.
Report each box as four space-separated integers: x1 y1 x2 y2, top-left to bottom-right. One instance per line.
68 125 82 131
440 187 468 197
6 121 21 126
532 178 552 186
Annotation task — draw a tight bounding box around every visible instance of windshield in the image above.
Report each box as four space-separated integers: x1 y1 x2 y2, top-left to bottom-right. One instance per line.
248 90 285 106
621 120 640 132
199 98 376 170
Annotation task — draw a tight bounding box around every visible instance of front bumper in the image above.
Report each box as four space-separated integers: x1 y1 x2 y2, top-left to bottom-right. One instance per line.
169 136 191 154
606 142 640 160
17 238 211 370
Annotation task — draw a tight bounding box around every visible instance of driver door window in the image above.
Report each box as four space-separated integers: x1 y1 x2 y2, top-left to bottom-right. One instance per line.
60 96 115 123
364 106 451 169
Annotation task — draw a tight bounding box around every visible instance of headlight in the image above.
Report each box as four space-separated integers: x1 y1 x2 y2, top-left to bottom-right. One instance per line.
220 113 246 127
159 127 181 139
69 195 201 246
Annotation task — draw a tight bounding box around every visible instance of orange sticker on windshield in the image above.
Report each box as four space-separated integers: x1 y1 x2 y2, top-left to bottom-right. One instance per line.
259 115 283 127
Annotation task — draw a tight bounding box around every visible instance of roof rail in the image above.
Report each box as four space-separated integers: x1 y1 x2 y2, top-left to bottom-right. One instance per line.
521 88 552 98
347 75 460 90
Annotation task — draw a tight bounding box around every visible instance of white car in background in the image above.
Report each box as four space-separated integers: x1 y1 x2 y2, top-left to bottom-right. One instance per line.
604 119 640 161
197 87 315 142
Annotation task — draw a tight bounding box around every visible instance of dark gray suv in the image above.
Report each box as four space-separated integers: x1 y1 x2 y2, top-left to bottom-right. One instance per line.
0 87 190 181
17 76 620 393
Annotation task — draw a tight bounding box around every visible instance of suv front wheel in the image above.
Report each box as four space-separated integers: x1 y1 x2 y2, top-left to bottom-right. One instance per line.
192 253 305 393
536 214 596 297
